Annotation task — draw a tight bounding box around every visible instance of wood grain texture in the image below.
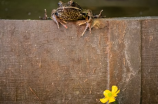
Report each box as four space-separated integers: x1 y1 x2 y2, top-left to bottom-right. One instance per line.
142 19 158 104
0 20 109 104
0 18 144 104
108 20 141 104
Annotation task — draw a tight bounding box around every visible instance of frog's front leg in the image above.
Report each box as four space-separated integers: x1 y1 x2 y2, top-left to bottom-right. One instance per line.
79 10 103 36
93 10 103 18
79 17 92 36
79 10 93 36
51 9 68 29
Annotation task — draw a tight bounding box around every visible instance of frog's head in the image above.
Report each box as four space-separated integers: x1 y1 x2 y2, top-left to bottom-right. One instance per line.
67 0 82 10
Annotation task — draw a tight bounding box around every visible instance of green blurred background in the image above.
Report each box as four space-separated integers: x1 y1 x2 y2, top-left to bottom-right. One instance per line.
0 0 158 19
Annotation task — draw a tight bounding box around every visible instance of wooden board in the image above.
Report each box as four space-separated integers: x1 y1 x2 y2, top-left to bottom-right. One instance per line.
0 19 142 104
142 19 158 104
108 20 141 104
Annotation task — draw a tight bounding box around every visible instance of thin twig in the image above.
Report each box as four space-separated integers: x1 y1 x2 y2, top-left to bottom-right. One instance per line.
29 86 41 101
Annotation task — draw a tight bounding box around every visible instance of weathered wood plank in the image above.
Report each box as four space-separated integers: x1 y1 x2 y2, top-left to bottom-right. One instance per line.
142 19 158 104
108 20 141 104
0 18 149 104
0 20 109 104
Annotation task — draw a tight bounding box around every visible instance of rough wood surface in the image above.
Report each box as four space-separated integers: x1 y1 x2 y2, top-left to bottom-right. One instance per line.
142 19 158 104
0 20 109 104
1 17 157 104
108 20 141 104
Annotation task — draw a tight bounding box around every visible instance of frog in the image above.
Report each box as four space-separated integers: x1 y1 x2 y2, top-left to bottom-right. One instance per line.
42 0 103 36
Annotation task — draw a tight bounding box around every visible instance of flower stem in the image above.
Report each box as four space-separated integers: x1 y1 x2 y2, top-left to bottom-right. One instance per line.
113 100 118 104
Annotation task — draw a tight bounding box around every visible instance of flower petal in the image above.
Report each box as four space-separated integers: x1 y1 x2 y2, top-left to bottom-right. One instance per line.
100 98 109 103
108 97 115 103
112 86 118 93
103 90 111 98
116 90 120 94
113 90 120 97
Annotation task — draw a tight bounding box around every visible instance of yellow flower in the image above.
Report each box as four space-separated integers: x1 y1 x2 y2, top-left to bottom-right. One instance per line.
100 85 120 103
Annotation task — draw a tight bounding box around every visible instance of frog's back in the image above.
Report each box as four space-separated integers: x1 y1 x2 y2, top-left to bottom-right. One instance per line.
56 7 84 21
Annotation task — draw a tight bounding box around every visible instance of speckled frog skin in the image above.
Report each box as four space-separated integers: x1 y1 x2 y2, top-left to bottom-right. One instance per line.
52 0 90 21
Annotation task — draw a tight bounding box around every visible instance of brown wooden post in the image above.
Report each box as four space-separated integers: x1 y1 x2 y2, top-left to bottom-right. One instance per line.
108 19 141 104
0 18 157 104
0 20 109 104
142 19 158 104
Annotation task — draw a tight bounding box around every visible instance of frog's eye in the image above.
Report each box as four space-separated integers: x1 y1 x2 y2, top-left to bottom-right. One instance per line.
71 1 75 5
58 1 63 7
69 0 75 6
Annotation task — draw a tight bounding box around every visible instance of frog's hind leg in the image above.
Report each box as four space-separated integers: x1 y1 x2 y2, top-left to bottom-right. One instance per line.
39 9 48 20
